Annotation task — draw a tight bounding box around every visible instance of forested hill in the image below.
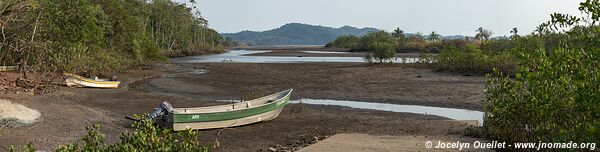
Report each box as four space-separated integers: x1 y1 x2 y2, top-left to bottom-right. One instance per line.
222 23 379 46
0 0 222 74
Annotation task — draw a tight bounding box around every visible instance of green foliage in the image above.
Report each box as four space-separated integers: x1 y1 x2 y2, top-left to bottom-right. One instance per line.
392 28 406 40
0 0 222 74
328 29 472 53
484 47 600 144
148 0 223 56
357 31 396 51
325 35 360 48
108 116 208 151
392 28 407 47
430 26 572 75
478 38 515 52
408 32 426 42
12 115 209 151
9 143 36 152
328 28 481 53
433 44 517 74
484 0 600 145
36 0 111 73
365 41 395 64
509 35 544 54
93 0 163 62
428 31 440 41
326 30 397 52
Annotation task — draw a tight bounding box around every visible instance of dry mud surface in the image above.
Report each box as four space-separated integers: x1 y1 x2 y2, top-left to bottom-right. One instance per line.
0 49 486 151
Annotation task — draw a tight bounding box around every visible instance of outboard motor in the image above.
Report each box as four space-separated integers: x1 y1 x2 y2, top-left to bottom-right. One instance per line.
150 101 174 119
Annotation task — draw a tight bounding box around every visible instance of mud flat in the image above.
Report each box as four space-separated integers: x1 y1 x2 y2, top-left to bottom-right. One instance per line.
144 63 485 110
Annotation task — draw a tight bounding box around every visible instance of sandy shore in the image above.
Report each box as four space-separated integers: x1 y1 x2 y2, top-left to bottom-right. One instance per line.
0 49 486 151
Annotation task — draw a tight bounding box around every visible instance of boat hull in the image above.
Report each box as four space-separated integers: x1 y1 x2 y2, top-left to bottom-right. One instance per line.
171 107 284 131
65 77 120 89
164 89 292 131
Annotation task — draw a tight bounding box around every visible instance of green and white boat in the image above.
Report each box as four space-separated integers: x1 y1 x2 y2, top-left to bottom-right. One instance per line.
154 89 293 131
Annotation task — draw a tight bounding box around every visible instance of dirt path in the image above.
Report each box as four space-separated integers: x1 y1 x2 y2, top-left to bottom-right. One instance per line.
0 54 487 151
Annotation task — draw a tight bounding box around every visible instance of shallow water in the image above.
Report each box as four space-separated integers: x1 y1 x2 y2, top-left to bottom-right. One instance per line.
291 99 484 124
172 50 419 63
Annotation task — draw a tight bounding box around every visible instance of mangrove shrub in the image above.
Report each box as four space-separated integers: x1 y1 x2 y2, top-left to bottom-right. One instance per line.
484 0 600 145
364 41 395 64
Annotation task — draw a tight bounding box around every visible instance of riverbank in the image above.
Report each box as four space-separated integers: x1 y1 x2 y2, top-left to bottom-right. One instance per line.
232 46 423 58
0 48 487 151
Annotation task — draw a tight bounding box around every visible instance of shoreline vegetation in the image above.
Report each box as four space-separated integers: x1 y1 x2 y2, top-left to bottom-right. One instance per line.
325 0 600 148
0 0 224 77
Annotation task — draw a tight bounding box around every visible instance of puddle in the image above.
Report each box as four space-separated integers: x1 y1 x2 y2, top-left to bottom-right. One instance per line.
291 99 484 124
171 50 419 63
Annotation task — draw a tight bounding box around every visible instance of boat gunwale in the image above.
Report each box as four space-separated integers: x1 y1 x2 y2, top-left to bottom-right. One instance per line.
172 89 293 115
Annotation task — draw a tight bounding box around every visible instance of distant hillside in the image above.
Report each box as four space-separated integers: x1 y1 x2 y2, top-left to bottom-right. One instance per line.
222 23 379 46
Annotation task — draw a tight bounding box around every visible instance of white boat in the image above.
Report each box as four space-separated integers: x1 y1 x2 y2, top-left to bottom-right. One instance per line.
64 73 120 89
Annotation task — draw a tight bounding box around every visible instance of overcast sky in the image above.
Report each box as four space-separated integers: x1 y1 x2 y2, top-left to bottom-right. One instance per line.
179 0 584 36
